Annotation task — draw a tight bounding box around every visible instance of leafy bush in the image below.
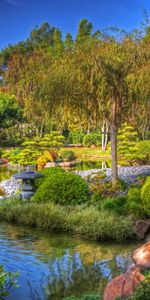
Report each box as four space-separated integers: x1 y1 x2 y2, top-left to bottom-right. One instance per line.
90 180 126 199
33 170 89 205
68 131 84 144
129 276 150 299
137 140 150 162
83 133 101 146
117 123 141 164
126 186 144 218
35 167 67 188
141 177 150 216
101 196 127 215
61 150 76 161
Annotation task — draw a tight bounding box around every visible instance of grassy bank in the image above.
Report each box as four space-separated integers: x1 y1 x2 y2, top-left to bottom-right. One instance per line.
0 201 135 242
63 147 110 160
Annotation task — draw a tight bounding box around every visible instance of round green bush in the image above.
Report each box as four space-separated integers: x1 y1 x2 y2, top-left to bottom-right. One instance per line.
141 177 150 216
68 131 84 144
35 167 66 188
82 133 101 146
33 170 89 205
61 150 76 161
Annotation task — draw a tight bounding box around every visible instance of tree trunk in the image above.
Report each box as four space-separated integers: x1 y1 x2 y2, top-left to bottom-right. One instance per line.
111 98 118 187
104 122 109 150
101 122 105 151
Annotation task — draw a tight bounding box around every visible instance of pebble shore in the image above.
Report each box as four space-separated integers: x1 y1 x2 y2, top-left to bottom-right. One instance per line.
1 165 150 199
75 165 150 184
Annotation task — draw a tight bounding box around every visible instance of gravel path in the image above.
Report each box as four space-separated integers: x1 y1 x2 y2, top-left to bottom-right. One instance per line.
75 165 150 184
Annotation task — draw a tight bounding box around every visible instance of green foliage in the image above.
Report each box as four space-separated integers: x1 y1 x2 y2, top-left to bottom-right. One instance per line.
129 276 150 300
126 186 145 218
141 177 150 216
117 123 139 163
136 140 150 162
6 132 64 165
60 150 76 161
90 179 126 199
32 170 89 205
68 131 84 144
101 196 127 215
64 294 100 300
0 201 135 242
35 167 66 188
0 265 19 299
83 133 102 147
0 93 22 129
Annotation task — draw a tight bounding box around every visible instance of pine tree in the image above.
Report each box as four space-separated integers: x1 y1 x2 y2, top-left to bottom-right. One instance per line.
53 29 64 56
64 33 74 50
76 19 93 45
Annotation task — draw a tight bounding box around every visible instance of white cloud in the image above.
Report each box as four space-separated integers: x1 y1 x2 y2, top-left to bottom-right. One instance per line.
5 0 23 6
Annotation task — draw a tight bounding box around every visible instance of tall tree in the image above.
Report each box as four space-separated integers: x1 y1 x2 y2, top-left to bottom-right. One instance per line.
64 33 74 50
53 29 64 56
76 19 93 45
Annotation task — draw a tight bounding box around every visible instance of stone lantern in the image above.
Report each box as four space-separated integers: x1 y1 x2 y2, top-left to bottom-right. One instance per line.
13 170 44 201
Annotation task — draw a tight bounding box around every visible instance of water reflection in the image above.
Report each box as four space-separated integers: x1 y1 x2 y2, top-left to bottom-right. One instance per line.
0 223 140 300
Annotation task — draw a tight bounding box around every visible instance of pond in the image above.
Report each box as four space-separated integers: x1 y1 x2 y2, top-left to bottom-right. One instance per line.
0 223 140 300
0 160 110 183
71 160 110 171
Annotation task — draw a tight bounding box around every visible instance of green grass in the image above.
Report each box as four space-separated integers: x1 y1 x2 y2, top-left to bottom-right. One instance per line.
63 147 111 160
0 200 135 242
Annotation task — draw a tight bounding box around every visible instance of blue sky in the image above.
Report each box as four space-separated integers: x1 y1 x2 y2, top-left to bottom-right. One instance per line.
0 0 150 49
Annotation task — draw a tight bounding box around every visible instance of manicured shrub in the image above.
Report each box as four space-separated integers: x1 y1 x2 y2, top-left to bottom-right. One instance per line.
141 177 150 216
33 171 89 205
35 167 68 188
61 150 76 161
83 133 101 146
126 186 145 218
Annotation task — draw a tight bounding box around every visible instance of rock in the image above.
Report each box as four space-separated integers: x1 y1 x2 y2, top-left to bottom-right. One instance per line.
0 177 20 198
132 241 150 268
0 158 8 165
59 161 76 167
135 220 150 240
103 264 145 300
91 144 96 149
45 162 56 168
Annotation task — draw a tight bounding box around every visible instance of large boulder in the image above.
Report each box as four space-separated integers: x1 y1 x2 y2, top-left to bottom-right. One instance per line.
133 241 150 268
103 264 145 300
135 220 150 240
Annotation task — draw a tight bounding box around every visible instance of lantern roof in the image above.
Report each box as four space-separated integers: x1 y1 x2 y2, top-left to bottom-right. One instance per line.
13 170 44 180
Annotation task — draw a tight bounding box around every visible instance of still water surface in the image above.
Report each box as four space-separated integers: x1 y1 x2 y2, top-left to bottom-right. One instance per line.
0 223 140 300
